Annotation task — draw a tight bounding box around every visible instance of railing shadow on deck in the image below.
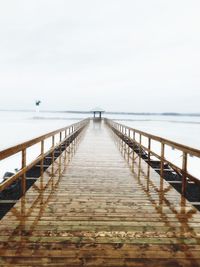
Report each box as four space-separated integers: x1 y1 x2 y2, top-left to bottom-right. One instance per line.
105 118 200 209
0 130 86 249
0 118 89 218
107 121 200 264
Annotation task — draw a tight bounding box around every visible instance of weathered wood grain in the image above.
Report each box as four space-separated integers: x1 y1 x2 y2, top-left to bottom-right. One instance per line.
0 120 200 266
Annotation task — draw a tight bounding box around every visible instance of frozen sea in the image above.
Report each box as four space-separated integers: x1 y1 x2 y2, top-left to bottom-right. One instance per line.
0 111 85 181
0 111 200 182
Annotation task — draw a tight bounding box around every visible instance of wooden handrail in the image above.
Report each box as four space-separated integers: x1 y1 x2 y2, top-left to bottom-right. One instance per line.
105 118 200 194
0 119 88 160
106 121 200 157
0 118 89 193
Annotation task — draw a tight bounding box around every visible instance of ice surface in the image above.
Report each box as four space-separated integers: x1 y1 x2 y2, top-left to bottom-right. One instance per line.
1 111 200 182
0 111 87 181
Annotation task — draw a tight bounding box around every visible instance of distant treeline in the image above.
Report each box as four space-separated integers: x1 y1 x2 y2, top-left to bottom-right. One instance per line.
1 109 200 116
61 111 200 117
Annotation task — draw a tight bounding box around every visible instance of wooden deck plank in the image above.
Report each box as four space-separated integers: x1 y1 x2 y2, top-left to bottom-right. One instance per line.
0 120 200 266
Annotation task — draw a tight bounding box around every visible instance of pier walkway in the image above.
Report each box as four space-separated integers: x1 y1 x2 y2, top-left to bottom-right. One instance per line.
0 120 200 266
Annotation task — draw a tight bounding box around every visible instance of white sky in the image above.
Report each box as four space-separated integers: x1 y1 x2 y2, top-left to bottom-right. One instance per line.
0 0 200 112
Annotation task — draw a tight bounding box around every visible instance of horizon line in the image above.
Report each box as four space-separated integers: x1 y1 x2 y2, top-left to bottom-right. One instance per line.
1 109 200 116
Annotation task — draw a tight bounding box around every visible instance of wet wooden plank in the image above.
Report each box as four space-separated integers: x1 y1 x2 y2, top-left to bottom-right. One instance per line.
0 120 200 266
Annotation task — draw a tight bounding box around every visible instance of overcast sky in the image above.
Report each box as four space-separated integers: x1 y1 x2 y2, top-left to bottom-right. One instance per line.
0 0 200 112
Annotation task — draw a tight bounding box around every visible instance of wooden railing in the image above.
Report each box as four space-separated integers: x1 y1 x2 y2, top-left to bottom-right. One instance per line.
0 118 89 194
105 118 200 195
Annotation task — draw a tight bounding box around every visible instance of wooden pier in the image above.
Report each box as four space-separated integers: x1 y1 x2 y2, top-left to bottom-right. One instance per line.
0 119 200 266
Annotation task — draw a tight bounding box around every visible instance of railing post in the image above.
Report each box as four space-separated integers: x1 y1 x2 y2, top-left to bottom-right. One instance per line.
52 135 55 148
40 140 44 177
139 134 142 156
148 138 151 163
72 126 75 153
21 149 26 195
160 143 165 178
52 135 55 175
120 126 123 152
128 129 131 162
132 130 135 166
64 130 67 161
182 152 188 195
59 131 62 155
0 119 89 193
69 127 73 154
124 126 127 158
104 119 200 200
41 140 44 155
123 127 126 156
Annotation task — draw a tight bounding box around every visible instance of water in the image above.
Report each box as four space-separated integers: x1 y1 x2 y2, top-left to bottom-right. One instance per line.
0 111 87 150
0 111 200 182
111 114 200 149
0 111 87 180
110 114 200 180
